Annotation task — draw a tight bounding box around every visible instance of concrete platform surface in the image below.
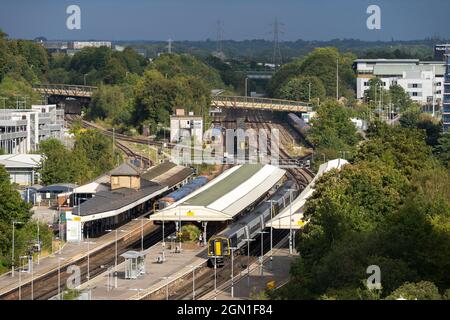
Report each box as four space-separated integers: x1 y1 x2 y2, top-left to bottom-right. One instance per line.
78 242 207 300
0 216 154 296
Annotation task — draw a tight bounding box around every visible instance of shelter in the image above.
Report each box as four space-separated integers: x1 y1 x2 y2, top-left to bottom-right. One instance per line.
267 159 348 230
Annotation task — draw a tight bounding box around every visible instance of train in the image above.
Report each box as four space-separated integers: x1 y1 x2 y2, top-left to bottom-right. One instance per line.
157 176 209 210
287 113 314 147
207 180 298 267
287 113 311 137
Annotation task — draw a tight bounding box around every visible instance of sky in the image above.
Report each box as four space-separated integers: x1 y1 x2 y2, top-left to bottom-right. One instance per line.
0 0 449 41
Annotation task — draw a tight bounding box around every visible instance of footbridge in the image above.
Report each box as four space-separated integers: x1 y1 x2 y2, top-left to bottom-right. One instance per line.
211 95 312 113
32 84 312 113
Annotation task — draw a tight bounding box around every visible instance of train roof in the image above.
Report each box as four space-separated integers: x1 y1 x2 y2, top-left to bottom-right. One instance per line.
218 180 294 238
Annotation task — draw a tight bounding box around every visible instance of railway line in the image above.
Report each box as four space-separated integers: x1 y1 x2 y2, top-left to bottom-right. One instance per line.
167 230 289 300
0 221 174 300
53 112 315 301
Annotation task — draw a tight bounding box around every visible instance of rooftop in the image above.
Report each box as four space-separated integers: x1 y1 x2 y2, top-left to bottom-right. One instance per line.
0 154 42 168
110 162 141 176
267 159 348 230
150 164 286 222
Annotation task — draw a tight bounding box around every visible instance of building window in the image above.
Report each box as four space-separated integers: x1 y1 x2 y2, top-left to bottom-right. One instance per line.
112 177 119 185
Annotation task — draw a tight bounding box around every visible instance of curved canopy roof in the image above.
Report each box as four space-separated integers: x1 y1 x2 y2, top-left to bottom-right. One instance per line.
150 164 286 222
267 159 348 230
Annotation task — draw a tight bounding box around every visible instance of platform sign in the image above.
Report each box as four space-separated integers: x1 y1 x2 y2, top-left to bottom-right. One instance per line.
186 210 195 217
65 211 82 242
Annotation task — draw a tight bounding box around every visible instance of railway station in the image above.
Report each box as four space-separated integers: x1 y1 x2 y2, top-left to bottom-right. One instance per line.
150 164 286 243
68 161 194 240
267 159 349 229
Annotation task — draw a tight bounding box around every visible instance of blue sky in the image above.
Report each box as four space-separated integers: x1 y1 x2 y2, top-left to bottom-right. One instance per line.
0 0 448 41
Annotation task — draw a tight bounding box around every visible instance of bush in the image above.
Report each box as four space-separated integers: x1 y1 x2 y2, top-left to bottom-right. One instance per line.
181 224 201 243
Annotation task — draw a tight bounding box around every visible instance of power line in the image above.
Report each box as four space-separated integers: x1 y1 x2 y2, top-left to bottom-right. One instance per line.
270 18 284 67
216 19 224 53
167 38 173 54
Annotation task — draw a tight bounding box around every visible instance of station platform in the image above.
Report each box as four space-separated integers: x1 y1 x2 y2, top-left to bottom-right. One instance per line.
0 215 155 298
201 244 295 300
77 241 208 300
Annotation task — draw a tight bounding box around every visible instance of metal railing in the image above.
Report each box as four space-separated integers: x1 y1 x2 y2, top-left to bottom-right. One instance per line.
211 95 312 112
32 84 98 97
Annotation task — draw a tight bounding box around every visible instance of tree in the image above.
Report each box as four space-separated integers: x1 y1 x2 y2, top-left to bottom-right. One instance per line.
38 139 77 185
386 281 442 300
363 77 390 107
276 75 325 102
132 69 210 132
88 85 129 125
72 130 115 181
434 134 450 169
0 166 31 224
308 100 360 160
268 48 356 99
389 84 413 112
355 122 435 178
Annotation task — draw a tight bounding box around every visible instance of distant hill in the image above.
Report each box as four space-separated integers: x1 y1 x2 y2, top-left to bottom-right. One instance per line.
114 38 447 61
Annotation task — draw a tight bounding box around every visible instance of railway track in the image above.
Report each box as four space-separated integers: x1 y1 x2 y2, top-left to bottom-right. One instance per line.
169 229 290 300
0 222 174 300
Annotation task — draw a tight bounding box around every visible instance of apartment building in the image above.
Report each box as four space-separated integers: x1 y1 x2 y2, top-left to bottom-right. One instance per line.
354 59 445 106
0 105 65 154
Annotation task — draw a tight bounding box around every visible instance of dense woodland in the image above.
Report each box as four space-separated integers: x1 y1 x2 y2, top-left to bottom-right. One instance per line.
0 29 449 299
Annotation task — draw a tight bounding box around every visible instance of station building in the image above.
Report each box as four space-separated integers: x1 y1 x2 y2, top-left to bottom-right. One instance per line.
150 164 286 240
66 161 194 241
0 154 41 186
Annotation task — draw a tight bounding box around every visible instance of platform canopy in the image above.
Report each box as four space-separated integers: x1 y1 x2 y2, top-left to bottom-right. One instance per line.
150 164 286 222
267 159 349 230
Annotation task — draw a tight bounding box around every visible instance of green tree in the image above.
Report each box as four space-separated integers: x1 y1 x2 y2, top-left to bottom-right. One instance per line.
0 166 31 224
434 134 450 169
389 84 413 112
72 130 115 181
308 100 360 160
386 281 442 300
38 139 76 185
88 85 130 125
276 75 325 102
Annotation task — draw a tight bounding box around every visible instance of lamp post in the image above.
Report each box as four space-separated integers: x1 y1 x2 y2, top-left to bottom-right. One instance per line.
57 257 66 300
83 74 88 86
190 265 197 300
18 255 28 300
162 276 172 300
287 188 297 255
30 255 34 300
11 221 24 277
266 200 276 270
106 229 126 288
245 77 249 97
133 217 150 252
243 238 256 287
258 230 269 276
83 236 96 283
228 246 238 298
36 219 40 265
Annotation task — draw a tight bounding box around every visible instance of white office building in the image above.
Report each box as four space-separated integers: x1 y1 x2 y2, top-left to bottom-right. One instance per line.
354 59 445 106
0 105 65 154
